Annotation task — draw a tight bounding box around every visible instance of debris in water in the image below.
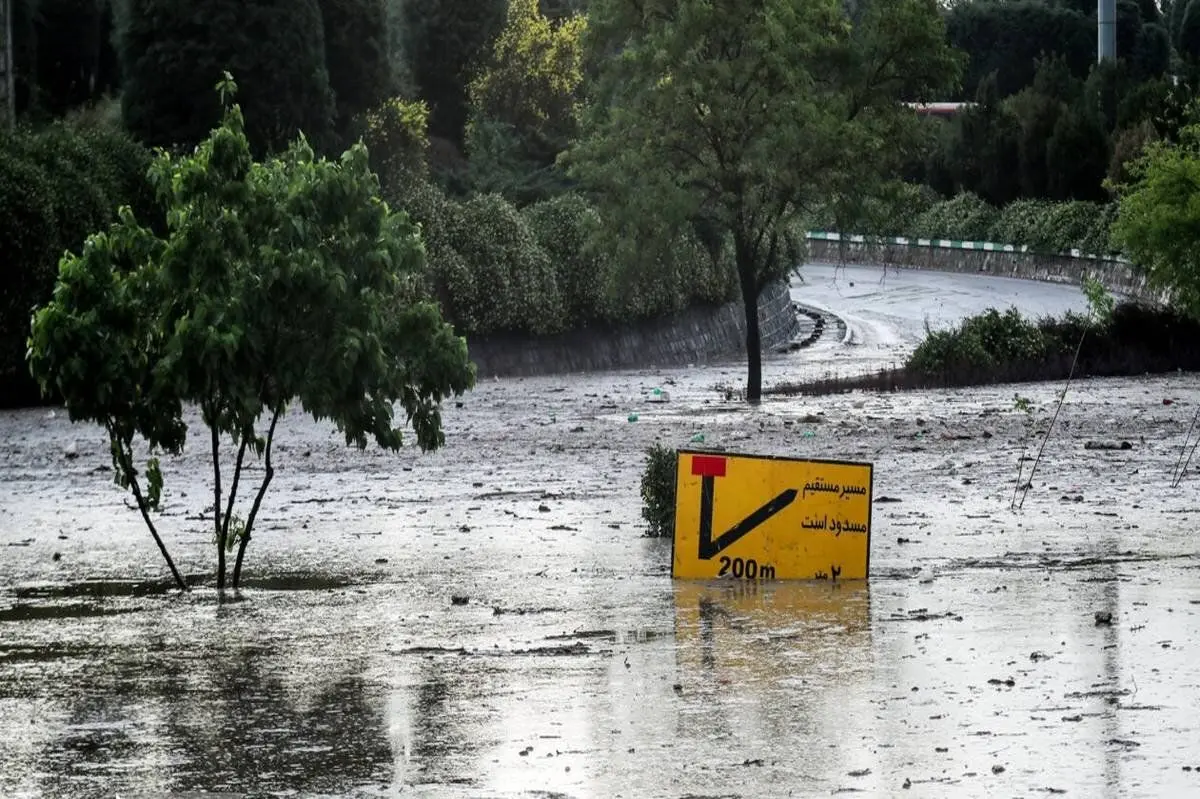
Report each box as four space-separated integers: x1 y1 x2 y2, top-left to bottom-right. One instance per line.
1095 611 1114 626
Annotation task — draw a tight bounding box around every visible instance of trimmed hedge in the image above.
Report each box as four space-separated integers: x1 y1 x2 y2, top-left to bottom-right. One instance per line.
0 124 155 409
904 192 1120 256
395 180 737 337
363 95 739 339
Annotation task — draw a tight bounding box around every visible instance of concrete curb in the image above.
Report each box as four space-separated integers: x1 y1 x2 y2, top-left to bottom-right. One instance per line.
803 233 1165 304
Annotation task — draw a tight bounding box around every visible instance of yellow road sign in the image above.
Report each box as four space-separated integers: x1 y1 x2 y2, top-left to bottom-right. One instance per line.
671 450 873 581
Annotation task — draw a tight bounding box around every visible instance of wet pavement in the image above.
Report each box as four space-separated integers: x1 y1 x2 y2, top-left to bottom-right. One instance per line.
2 266 1200 797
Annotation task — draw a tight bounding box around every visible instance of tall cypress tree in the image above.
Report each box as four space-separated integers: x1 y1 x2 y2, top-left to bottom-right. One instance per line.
118 0 335 155
319 0 395 143
401 0 506 147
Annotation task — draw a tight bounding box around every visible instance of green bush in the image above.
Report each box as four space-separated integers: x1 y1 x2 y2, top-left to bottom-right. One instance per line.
988 199 1054 245
448 193 566 335
523 192 616 326
909 192 998 241
396 180 735 337
1030 201 1107 253
908 308 1049 377
1078 202 1120 256
0 124 155 408
909 196 1120 256
640 443 678 538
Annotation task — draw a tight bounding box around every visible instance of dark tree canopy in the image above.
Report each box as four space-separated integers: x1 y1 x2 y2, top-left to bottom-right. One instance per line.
401 0 507 148
945 1 1094 99
118 0 336 155
319 0 396 143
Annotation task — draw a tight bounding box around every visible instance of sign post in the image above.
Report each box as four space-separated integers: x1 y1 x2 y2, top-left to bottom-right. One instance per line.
671 450 873 581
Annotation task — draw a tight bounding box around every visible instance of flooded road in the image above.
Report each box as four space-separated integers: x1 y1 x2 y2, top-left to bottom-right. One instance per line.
3 267 1200 797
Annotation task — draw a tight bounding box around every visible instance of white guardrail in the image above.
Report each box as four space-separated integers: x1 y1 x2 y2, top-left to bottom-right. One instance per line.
805 231 1131 265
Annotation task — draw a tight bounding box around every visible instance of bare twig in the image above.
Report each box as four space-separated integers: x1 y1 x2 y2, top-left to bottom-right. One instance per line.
1171 405 1200 488
1014 328 1087 511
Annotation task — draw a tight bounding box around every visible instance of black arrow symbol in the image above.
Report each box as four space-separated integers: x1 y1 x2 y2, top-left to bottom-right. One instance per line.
698 475 798 560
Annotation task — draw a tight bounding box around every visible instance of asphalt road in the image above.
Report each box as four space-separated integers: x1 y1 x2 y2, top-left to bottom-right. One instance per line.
792 262 1094 364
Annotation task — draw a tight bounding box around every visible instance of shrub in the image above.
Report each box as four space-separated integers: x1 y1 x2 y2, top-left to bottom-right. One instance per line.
909 192 998 241
0 124 155 408
910 196 1120 256
1078 202 1119 256
523 192 615 326
448 193 566 335
908 308 1048 378
640 443 678 538
988 199 1054 245
1029 201 1107 253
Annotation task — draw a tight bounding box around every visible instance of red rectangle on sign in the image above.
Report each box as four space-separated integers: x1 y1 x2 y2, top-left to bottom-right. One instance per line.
691 455 727 477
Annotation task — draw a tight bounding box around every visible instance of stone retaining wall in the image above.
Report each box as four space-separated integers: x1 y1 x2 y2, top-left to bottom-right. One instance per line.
805 236 1166 303
467 280 798 378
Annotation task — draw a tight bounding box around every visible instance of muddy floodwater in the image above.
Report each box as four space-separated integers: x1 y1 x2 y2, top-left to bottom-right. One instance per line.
3 267 1200 797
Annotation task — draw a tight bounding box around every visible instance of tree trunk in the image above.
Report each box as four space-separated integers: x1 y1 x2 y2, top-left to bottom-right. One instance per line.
742 285 763 403
232 404 283 591
733 230 764 403
109 428 188 591
210 423 226 591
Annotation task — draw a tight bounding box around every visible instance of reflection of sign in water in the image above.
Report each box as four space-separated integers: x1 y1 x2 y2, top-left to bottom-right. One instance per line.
673 581 871 687
672 450 873 581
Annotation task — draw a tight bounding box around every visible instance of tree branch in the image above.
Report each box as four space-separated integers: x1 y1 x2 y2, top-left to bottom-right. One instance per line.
208 406 226 590
220 429 251 547
107 421 187 591
232 403 283 590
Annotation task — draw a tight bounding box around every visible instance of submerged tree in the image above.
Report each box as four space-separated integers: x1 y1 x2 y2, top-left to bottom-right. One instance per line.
28 74 475 592
567 0 959 401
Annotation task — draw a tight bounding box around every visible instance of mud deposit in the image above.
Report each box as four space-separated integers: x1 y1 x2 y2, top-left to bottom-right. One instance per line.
3 268 1200 797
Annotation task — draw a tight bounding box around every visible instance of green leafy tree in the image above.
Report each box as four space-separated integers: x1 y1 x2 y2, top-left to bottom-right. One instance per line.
27 74 475 592
358 96 432 201
118 0 336 155
1112 108 1200 315
468 0 586 169
567 0 959 401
